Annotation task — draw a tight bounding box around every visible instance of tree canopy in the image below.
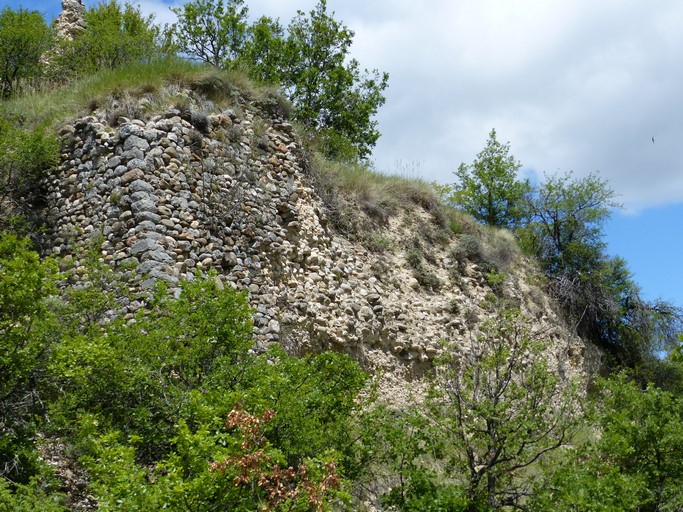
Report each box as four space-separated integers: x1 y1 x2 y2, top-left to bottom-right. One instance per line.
445 128 531 229
170 0 389 161
280 1 389 160
170 0 249 68
447 131 682 369
0 7 52 97
54 0 162 76
518 171 619 276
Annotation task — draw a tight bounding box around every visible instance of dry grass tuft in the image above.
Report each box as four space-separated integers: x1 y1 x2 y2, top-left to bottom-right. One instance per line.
308 155 444 235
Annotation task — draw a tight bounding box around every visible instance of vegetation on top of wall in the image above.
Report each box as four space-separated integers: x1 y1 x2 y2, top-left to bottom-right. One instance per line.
306 155 441 233
1 0 386 162
0 58 284 132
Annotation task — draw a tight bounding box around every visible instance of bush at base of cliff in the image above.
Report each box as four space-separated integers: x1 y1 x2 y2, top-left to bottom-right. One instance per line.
0 234 59 484
77 410 349 512
368 308 583 511
530 373 683 512
43 270 369 509
0 477 66 512
0 121 59 231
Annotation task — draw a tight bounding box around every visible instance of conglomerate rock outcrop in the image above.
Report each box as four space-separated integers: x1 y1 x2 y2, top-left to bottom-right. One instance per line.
41 90 598 392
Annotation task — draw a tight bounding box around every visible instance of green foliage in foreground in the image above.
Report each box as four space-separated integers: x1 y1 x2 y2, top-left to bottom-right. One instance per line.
2 234 683 510
54 285 367 510
531 374 683 512
0 235 58 484
0 233 369 510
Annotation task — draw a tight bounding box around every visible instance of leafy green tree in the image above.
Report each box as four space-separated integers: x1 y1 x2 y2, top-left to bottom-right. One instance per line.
518 171 619 275
515 171 683 366
0 7 51 97
530 454 649 512
533 375 683 512
56 0 160 75
596 376 683 511
427 308 581 510
170 0 249 68
597 258 683 369
239 16 287 84
169 0 388 160
283 1 388 160
446 129 531 229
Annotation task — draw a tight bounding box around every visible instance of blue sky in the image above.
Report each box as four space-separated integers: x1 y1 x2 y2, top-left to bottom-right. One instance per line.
5 0 683 308
606 205 683 306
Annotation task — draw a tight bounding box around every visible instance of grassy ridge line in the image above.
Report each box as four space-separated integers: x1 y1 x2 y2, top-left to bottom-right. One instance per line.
0 58 273 130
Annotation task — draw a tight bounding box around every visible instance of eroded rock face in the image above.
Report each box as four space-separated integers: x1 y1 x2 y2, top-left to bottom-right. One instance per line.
41 92 599 396
55 0 86 41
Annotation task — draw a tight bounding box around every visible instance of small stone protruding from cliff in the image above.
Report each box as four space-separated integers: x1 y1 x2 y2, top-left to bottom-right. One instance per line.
55 0 86 41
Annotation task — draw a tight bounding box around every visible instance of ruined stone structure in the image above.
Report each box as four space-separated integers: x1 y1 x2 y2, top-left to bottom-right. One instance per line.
54 0 86 41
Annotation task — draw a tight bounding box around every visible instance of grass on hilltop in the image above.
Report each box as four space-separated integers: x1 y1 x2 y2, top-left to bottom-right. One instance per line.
0 58 285 130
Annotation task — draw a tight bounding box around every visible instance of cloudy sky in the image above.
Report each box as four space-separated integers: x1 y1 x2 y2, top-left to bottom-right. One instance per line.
6 0 683 306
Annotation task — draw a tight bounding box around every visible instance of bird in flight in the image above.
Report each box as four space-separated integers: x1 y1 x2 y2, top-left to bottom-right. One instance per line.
652 136 655 144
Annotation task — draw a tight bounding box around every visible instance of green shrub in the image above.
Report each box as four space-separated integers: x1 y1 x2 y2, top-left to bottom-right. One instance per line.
0 7 52 98
406 248 422 270
0 234 58 484
51 276 254 462
53 0 162 78
532 374 683 511
482 228 519 269
78 408 349 512
0 121 59 229
450 234 482 263
43 266 370 508
359 232 394 253
406 248 442 291
481 262 506 295
0 477 66 512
